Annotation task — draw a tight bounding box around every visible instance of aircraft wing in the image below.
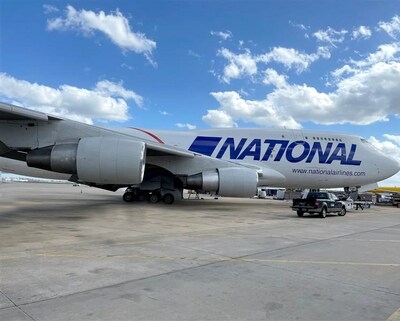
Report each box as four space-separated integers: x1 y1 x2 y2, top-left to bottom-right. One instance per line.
145 142 196 158
0 102 195 159
0 102 62 121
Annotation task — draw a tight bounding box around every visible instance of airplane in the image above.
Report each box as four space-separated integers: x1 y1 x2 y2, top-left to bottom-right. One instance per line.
0 102 399 204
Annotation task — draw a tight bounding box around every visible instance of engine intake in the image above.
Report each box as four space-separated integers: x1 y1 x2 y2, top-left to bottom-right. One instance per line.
26 137 146 185
186 167 258 197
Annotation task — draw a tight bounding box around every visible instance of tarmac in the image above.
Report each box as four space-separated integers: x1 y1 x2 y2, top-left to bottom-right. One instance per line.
0 182 399 321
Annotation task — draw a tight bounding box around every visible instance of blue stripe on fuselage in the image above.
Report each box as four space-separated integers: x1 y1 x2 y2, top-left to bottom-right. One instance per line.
188 136 222 156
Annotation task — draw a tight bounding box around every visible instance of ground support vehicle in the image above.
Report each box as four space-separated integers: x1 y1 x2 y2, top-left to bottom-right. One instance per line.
291 192 347 218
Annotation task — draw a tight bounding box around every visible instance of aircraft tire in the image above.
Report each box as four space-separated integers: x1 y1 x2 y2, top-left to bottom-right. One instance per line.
137 193 147 202
162 193 174 205
149 193 160 204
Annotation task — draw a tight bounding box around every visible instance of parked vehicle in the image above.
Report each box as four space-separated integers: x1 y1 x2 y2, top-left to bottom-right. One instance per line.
291 192 347 218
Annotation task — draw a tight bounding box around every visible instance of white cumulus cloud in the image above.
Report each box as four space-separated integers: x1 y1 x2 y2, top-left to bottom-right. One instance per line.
383 134 400 145
0 73 143 124
368 135 400 185
218 48 258 83
217 46 328 83
204 61 400 128
202 109 237 128
43 4 59 14
263 68 288 88
95 80 143 107
378 15 400 39
313 27 348 46
352 26 372 40
47 5 156 64
175 123 197 130
330 43 400 80
211 30 233 41
258 47 322 73
204 91 301 129
351 43 400 68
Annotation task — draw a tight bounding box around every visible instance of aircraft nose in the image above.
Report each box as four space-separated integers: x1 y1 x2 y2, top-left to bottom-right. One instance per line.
381 155 400 179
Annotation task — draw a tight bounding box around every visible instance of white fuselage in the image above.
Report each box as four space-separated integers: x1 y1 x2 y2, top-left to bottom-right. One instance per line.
112 127 399 188
0 127 398 189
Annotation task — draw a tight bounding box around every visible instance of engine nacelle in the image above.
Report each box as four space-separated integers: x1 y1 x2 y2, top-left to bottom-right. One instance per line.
26 137 146 185
186 167 258 197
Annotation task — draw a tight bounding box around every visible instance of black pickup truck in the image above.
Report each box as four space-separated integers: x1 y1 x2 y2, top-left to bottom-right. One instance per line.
291 192 347 218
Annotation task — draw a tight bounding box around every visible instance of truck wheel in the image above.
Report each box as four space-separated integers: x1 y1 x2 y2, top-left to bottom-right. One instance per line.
297 210 304 217
123 192 134 202
338 206 346 216
320 207 327 218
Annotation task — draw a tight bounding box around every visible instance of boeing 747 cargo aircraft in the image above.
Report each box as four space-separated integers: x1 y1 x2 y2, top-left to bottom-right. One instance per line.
0 102 398 204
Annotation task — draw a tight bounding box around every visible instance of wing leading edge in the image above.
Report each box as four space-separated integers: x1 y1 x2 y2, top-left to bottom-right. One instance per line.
0 102 62 121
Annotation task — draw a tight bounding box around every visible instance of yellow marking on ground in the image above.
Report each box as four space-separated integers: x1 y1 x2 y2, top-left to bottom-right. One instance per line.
35 253 400 267
387 308 400 321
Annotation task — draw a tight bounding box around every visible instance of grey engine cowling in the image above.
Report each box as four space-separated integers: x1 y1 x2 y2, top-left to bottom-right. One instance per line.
186 167 259 198
26 137 146 185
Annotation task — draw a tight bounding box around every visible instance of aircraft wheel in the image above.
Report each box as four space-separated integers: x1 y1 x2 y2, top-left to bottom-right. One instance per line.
297 210 304 217
149 193 160 204
137 193 147 202
162 193 174 205
123 192 134 202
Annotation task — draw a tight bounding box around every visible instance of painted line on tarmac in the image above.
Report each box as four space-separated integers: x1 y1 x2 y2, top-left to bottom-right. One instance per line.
79 241 151 251
35 253 400 267
339 238 400 243
0 255 31 261
0 242 151 261
386 308 400 321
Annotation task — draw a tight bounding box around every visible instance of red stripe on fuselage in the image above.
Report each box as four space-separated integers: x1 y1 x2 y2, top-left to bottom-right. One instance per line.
129 128 165 144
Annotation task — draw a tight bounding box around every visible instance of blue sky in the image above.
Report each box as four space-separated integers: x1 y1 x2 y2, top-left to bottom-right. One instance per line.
2 0 400 184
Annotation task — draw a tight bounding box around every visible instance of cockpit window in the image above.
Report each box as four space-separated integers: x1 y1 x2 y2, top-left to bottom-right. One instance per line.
360 137 381 152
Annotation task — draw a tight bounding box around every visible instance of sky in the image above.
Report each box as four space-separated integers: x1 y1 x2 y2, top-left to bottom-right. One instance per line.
1 0 400 185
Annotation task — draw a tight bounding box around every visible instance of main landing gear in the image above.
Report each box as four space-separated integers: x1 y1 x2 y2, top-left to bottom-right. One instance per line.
122 187 176 205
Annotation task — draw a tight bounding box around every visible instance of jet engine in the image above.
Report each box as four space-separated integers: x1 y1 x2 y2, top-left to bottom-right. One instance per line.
26 137 146 185
186 167 258 197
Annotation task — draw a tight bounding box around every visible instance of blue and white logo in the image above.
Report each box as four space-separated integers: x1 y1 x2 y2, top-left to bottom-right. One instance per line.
189 136 362 166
